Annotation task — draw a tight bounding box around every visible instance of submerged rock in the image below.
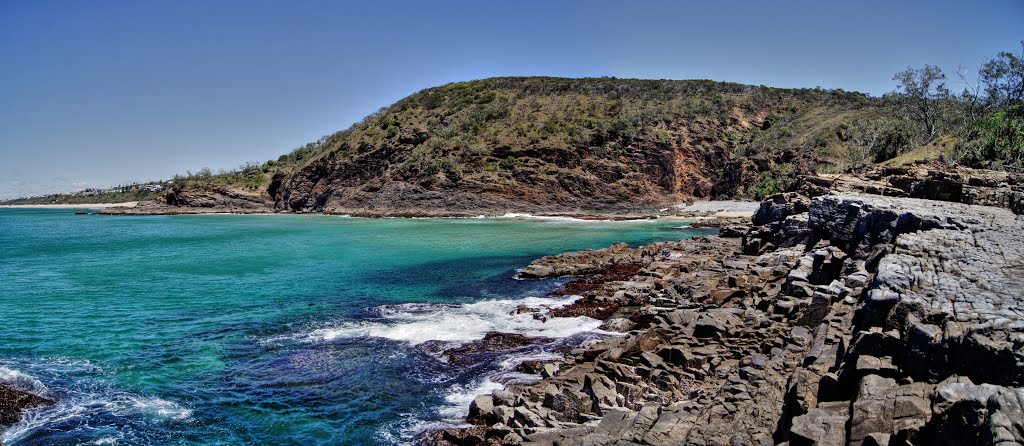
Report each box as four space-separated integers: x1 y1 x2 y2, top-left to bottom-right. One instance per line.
441 332 555 366
0 384 53 427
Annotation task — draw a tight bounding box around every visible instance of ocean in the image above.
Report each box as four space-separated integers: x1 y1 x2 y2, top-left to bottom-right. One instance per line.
0 208 713 445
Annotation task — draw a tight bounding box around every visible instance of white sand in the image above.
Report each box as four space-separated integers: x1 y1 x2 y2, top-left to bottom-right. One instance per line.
673 200 759 217
0 201 138 209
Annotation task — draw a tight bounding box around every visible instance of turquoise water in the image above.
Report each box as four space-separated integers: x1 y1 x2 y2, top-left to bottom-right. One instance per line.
0 209 712 445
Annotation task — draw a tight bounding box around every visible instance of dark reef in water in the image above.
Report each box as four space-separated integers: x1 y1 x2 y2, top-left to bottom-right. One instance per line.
0 384 53 427
439 332 557 367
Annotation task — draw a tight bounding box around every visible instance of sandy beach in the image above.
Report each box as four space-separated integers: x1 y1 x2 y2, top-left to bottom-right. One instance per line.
0 202 138 209
672 200 760 218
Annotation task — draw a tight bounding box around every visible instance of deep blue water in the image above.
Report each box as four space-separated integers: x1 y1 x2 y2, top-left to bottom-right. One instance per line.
0 209 712 445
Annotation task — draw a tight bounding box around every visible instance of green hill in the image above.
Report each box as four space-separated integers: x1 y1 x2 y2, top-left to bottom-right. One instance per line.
7 77 916 212
269 77 894 214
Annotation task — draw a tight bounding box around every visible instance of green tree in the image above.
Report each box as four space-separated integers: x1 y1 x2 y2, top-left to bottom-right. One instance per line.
979 42 1024 107
892 65 950 142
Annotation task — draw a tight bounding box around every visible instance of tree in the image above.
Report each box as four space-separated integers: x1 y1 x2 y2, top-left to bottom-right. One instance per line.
979 42 1024 107
892 65 950 142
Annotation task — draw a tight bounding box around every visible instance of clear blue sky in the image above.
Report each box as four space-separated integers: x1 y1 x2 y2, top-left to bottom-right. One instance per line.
1 0 1021 199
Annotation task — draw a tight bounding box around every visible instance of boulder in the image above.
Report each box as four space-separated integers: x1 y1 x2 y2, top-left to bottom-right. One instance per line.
789 401 848 446
0 384 53 427
849 375 897 446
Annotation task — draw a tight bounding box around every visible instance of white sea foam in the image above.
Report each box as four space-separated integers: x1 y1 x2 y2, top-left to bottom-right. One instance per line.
0 366 49 395
305 295 602 346
496 350 563 370
438 378 505 419
384 377 505 445
0 368 192 445
119 395 193 420
306 295 612 444
496 213 653 223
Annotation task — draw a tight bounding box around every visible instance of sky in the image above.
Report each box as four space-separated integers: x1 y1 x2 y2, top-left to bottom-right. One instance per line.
1 0 1021 199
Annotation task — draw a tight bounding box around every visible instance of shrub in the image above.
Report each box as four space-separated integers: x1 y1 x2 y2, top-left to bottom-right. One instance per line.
499 156 520 171
956 104 1024 167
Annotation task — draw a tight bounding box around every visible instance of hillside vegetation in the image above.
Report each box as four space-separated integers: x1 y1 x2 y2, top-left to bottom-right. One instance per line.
9 43 1020 212
271 77 894 213
0 185 164 206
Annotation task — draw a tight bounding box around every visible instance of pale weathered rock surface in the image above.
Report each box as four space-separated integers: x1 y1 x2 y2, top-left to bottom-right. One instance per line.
423 169 1024 446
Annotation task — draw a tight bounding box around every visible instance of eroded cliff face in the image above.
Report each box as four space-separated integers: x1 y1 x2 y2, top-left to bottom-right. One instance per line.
271 115 811 215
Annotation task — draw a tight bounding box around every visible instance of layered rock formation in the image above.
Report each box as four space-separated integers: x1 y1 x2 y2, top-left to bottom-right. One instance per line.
816 163 1024 215
424 171 1024 445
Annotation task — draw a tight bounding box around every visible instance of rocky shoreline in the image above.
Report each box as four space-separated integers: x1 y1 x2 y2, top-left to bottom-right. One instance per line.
96 203 682 220
94 183 759 221
0 385 52 433
96 201 738 221
422 163 1024 446
10 162 1024 445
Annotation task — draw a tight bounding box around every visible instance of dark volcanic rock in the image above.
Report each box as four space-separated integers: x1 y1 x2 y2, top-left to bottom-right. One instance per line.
422 166 1024 446
417 426 505 446
1 384 53 427
441 332 555 366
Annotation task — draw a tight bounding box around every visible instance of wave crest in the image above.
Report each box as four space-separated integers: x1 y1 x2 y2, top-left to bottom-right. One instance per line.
302 295 601 346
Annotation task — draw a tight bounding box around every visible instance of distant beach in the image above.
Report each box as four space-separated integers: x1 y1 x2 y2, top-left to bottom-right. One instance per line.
0 202 138 209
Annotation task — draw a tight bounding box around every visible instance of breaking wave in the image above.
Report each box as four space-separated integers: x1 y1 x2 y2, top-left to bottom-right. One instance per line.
298 295 603 346
0 364 192 446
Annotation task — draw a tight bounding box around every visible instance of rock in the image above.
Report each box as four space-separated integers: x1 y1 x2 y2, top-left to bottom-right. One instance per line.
492 390 515 408
598 317 636 332
892 383 932 442
720 225 749 238
849 375 897 446
789 401 848 446
468 394 495 425
0 385 54 427
984 386 1024 445
862 432 891 446
418 426 494 446
656 346 704 370
542 389 585 423
442 332 555 365
693 310 742 339
425 180 1024 446
920 381 1024 445
753 193 809 227
512 406 546 428
854 355 899 379
514 359 560 375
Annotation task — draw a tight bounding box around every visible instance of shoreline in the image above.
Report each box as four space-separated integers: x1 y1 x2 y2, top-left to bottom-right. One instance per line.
0 202 139 209
423 167 1024 445
87 199 758 220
